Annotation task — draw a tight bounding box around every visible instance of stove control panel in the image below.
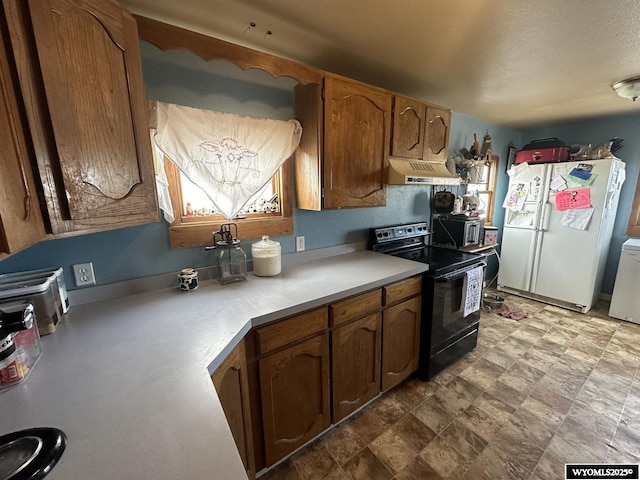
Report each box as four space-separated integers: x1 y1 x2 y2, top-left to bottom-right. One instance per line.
371 222 429 243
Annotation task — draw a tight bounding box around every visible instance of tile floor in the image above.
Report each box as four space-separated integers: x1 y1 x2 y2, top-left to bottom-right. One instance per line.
259 291 640 480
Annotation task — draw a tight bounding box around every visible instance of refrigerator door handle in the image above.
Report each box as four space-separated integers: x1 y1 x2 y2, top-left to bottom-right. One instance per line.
540 203 552 231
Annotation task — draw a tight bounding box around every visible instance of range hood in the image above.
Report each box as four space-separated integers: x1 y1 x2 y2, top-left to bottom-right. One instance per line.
387 158 461 185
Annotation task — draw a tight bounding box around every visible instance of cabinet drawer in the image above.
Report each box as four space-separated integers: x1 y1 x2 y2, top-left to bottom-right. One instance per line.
330 289 382 327
256 308 328 355
383 276 422 306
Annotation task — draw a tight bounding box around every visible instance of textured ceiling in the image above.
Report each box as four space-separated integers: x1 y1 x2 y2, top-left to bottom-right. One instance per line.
122 0 640 129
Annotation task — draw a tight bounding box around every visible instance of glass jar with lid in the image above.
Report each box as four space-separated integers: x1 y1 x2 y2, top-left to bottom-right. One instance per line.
251 235 281 277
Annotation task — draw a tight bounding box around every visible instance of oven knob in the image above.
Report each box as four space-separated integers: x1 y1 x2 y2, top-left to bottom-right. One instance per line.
407 228 413 233
376 232 383 238
383 232 389 237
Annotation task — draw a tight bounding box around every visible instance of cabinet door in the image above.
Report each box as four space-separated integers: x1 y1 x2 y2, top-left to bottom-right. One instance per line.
211 340 255 479
391 95 426 160
0 28 46 256
259 333 330 466
5 0 158 234
424 104 451 163
332 313 381 422
323 74 391 209
382 296 421 391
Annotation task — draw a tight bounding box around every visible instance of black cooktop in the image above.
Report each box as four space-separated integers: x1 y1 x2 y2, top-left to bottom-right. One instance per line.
369 222 484 275
393 245 483 275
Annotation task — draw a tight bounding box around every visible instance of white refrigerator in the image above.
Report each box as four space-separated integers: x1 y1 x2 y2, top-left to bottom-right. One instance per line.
497 157 625 313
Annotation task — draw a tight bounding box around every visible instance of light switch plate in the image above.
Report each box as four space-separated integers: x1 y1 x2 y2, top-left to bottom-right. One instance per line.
73 262 96 287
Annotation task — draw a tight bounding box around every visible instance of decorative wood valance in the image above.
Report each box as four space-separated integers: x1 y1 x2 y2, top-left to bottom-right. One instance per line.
134 15 323 86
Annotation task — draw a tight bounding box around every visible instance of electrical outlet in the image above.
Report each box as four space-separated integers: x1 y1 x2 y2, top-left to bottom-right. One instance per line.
295 236 305 252
73 262 96 287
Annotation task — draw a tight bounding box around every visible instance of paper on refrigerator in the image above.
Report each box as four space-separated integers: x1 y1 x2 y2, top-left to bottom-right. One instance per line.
555 188 591 211
560 207 595 230
503 182 529 210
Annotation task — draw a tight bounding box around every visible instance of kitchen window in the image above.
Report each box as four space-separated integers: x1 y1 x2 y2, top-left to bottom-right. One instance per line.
464 154 498 225
163 158 293 248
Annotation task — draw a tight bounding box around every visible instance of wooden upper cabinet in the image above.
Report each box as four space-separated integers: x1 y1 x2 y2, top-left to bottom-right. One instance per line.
391 95 426 160
0 26 46 257
424 104 451 163
3 0 158 236
295 73 391 210
627 168 640 237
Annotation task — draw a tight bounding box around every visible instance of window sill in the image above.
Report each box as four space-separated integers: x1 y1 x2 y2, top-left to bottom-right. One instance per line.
168 216 294 248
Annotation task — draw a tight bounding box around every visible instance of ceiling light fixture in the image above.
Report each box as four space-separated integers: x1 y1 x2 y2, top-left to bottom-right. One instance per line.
612 76 640 101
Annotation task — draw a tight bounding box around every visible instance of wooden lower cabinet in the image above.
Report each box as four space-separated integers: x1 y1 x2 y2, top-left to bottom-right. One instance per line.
211 339 255 479
244 278 422 471
381 296 421 391
259 333 331 466
332 313 381 422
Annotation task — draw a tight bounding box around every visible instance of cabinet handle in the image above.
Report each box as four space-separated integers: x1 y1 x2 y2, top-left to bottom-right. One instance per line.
18 159 32 222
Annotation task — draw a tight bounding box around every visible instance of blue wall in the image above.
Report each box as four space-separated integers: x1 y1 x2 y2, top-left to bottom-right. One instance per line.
524 114 640 293
3 42 635 297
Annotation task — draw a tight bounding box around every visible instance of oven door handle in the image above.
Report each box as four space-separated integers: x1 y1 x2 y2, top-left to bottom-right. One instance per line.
434 262 485 282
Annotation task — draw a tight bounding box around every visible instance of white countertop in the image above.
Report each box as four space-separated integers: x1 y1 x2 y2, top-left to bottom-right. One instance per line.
0 250 427 480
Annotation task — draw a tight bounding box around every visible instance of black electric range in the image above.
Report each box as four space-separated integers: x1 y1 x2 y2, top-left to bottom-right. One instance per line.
369 222 486 380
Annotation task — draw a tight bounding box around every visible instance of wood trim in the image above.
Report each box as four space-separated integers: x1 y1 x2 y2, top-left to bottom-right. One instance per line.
626 167 640 237
164 157 294 248
134 15 323 86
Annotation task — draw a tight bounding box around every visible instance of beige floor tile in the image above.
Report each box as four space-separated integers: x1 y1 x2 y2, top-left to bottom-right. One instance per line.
388 379 427 410
531 450 565 480
456 404 503 444
321 423 366 466
261 460 301 480
484 380 528 410
490 419 545 471
367 394 407 425
439 419 487 458
462 444 530 480
320 468 351 480
419 434 476 480
391 413 437 452
529 380 574 415
611 424 640 458
497 359 545 395
413 398 454 434
340 447 392 480
346 410 388 444
471 391 517 426
548 417 611 464
291 441 338 480
369 429 417 474
459 357 506 390
512 396 565 449
393 455 443 480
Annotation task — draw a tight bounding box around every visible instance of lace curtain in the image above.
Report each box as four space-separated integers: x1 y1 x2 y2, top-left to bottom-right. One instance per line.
148 100 302 220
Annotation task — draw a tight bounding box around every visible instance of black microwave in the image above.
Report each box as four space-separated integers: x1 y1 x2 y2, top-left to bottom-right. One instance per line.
432 216 484 248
